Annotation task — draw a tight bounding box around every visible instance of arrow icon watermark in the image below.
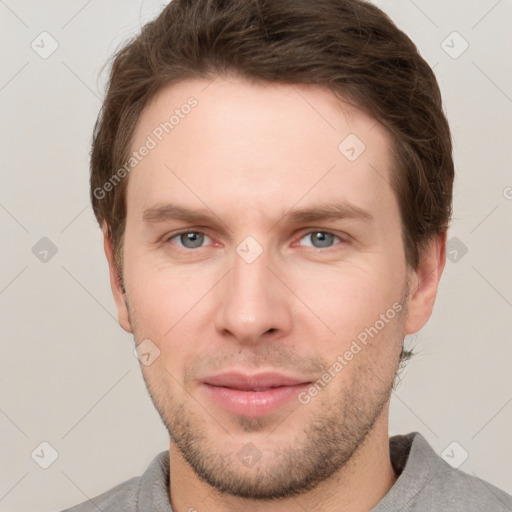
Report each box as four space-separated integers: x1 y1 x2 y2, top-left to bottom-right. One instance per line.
134 338 161 366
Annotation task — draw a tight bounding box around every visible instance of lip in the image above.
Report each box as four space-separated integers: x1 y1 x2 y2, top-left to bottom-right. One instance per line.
201 371 311 417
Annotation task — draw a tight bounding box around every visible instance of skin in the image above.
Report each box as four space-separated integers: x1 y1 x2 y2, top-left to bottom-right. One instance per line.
103 75 446 512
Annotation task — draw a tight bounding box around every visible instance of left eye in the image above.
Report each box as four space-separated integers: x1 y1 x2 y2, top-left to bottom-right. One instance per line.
298 231 341 249
168 231 211 249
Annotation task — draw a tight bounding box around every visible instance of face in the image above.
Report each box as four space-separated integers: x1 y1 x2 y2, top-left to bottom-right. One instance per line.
105 76 442 499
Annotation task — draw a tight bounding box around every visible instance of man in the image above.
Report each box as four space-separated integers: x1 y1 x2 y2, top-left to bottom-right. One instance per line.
63 0 511 510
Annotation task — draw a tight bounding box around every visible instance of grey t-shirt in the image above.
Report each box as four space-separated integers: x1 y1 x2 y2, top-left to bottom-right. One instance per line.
60 432 512 511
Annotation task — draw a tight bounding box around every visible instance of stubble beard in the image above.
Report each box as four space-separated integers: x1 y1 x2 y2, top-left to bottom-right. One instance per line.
128 293 407 500
138 351 401 500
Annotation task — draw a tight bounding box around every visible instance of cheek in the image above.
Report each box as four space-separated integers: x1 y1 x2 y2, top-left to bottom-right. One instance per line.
291 261 406 368
302 263 403 324
125 257 213 366
123 249 172 332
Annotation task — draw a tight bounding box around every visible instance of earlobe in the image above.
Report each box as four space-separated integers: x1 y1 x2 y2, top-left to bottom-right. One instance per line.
102 225 133 333
404 232 447 335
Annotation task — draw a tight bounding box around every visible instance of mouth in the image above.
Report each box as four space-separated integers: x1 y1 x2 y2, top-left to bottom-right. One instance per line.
201 371 312 418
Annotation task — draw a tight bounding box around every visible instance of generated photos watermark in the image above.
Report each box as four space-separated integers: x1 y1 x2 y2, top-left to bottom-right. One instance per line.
93 96 198 200
298 301 403 405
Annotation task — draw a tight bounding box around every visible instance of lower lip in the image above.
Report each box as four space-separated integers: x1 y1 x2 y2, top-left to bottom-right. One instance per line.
202 383 310 417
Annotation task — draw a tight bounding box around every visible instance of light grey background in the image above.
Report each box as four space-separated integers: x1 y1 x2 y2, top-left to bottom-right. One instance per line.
0 1 511 511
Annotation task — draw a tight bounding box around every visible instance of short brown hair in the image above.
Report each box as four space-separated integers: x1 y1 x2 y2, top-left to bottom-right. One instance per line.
90 0 453 274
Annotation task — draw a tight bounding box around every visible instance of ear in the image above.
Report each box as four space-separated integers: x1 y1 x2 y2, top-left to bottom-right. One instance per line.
102 224 132 333
404 232 447 335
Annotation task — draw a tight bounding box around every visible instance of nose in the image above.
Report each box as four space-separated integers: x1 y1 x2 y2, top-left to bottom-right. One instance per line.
213 244 293 345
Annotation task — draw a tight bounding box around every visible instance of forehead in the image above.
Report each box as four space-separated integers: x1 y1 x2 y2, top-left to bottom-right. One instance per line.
126 76 397 227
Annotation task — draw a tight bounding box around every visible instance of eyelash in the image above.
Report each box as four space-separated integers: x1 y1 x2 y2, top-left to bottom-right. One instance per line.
164 229 347 252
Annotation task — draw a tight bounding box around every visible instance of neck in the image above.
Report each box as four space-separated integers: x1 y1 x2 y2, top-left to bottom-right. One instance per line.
168 410 396 512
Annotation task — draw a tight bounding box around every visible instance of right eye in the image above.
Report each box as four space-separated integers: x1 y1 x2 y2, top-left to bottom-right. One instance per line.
166 231 212 250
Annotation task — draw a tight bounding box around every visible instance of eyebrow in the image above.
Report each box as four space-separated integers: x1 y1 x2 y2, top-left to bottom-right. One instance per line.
142 201 373 227
286 202 373 224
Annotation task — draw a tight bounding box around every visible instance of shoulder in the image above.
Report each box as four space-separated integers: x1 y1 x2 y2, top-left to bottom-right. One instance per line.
59 476 141 512
58 451 170 512
421 458 511 511
389 432 512 511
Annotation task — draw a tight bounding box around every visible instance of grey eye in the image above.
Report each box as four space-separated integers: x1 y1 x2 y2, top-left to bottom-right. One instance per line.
300 231 339 249
172 232 209 249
